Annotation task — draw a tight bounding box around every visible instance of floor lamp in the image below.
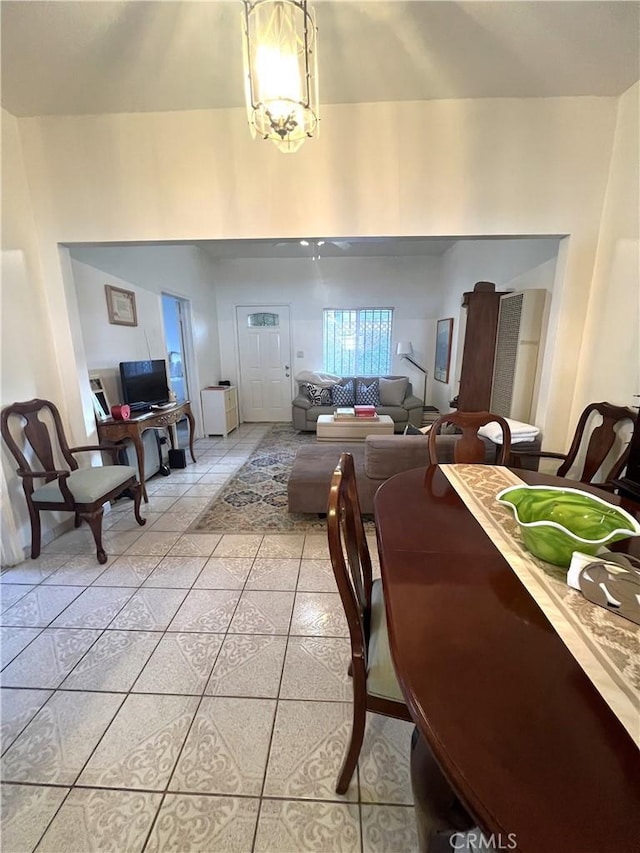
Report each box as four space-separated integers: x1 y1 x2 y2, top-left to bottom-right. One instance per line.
396 341 428 407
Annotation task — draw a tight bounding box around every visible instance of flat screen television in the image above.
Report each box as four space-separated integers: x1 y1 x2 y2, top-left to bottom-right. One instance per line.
119 359 169 410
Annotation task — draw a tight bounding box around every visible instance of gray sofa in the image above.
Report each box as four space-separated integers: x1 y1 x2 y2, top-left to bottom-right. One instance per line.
292 375 423 433
287 433 541 515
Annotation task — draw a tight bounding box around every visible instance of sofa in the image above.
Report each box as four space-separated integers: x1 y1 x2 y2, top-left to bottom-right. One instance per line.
292 375 423 433
287 433 541 515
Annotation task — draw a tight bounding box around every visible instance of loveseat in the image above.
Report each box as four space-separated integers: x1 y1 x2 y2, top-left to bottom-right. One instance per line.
287 433 541 514
292 375 422 433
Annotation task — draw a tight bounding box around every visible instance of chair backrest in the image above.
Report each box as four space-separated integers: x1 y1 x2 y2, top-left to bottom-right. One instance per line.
327 452 373 665
558 402 637 484
428 411 511 465
1 399 77 482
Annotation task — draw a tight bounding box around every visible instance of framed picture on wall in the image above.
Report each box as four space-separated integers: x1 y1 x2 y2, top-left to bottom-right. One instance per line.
89 375 111 421
434 318 454 383
105 284 137 326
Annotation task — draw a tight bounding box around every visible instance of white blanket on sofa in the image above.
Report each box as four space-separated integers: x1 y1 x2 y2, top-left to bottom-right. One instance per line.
295 370 342 388
478 417 541 445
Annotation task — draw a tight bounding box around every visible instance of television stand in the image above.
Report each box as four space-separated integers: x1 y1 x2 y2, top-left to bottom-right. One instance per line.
96 400 196 502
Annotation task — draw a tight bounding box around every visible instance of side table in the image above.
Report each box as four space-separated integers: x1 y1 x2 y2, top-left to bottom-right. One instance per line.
97 400 196 501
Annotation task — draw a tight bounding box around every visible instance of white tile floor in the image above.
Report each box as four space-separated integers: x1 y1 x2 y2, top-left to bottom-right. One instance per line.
0 424 419 852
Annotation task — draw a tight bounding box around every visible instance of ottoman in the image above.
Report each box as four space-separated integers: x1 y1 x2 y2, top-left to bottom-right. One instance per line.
287 442 371 514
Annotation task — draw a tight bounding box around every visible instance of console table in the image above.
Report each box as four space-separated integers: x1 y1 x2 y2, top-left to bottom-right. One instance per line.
96 401 196 501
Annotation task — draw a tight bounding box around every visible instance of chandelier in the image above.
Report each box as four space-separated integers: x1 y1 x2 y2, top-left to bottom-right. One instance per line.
242 0 319 153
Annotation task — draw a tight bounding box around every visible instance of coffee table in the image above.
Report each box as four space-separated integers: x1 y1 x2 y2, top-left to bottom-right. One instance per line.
316 413 394 441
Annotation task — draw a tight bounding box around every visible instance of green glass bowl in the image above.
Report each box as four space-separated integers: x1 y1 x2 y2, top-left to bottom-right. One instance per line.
496 485 640 568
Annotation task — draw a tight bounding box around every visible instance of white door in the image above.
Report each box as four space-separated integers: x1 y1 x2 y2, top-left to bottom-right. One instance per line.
236 305 292 421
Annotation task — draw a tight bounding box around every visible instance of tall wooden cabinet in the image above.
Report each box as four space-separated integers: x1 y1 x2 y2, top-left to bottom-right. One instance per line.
456 282 501 411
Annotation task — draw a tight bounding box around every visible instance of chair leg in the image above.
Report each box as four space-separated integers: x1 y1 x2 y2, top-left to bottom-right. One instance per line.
336 676 367 795
28 505 42 559
83 509 108 564
74 512 82 528
131 482 146 526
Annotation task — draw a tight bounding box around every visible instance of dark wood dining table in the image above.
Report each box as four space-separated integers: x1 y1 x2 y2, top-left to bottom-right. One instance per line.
374 466 640 853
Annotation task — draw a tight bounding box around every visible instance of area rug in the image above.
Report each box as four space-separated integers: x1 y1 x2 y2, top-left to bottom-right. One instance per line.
188 423 330 533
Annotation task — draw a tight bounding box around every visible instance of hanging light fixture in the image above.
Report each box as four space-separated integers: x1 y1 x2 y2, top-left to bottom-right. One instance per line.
242 0 319 153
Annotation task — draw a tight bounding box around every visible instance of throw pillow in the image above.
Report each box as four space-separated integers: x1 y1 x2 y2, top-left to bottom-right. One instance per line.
356 379 380 406
331 380 355 407
305 383 331 406
379 377 409 406
404 424 431 435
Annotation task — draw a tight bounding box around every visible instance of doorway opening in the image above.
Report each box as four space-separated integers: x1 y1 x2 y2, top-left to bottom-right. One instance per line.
162 294 191 402
162 293 193 443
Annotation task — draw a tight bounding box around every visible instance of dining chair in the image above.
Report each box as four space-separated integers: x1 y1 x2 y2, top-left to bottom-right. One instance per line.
1 398 146 564
428 411 512 465
510 401 636 489
327 451 412 795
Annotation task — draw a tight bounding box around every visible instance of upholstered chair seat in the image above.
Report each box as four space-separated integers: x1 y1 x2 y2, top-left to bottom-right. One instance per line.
367 578 405 703
32 465 138 504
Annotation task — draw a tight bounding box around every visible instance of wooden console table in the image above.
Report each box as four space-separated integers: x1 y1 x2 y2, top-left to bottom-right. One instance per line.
96 401 196 501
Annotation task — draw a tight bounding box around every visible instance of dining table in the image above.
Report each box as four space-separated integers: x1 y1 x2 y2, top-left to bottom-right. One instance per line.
374 465 640 853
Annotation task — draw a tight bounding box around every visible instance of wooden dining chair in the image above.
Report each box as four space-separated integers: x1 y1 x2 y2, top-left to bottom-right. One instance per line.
1 398 146 564
510 401 636 489
327 452 412 795
428 411 512 465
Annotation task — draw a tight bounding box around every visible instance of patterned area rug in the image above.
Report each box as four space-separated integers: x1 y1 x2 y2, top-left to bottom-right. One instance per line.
189 424 329 533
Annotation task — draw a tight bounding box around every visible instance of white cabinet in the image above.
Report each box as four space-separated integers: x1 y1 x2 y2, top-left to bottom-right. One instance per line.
201 386 239 437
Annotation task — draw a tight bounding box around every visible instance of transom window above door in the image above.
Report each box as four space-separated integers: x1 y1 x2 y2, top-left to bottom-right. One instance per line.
323 308 393 376
247 312 279 327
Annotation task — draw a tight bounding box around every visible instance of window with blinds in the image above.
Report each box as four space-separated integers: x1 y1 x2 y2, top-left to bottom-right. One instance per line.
323 308 393 375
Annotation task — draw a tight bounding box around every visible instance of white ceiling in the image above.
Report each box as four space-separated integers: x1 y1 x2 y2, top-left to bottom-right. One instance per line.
2 1 639 118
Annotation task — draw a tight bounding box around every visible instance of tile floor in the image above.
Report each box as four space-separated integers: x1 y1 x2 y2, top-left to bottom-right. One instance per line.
1 424 418 853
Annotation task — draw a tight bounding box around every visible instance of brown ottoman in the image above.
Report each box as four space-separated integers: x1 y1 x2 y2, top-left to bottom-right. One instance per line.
287 442 369 514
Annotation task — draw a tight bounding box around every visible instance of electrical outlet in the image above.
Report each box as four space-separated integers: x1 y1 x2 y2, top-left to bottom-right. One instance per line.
296 351 304 358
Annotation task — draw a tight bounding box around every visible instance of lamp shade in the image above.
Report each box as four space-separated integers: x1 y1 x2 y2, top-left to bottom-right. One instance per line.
396 341 413 356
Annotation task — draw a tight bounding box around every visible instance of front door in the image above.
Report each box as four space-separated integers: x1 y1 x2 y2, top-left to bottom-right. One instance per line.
236 305 292 421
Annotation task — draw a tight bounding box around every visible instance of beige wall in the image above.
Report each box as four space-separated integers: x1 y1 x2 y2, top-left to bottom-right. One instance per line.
2 91 637 560
572 82 640 418
1 111 69 561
